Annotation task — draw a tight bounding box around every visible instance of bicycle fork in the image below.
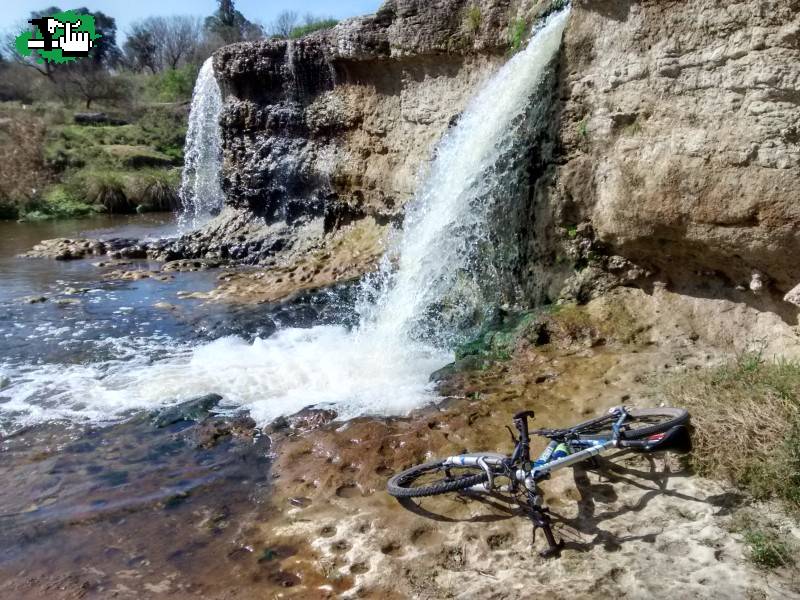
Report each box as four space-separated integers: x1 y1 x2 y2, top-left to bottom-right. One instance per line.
525 489 564 558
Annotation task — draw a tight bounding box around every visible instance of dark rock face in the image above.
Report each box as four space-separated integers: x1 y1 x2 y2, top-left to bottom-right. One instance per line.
211 0 534 252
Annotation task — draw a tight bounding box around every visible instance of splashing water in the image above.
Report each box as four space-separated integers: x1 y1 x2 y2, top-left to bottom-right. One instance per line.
178 57 225 231
0 8 571 430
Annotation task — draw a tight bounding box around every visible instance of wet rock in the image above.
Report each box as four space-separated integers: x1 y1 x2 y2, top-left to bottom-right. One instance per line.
63 287 90 295
152 394 223 428
23 237 139 260
784 284 800 307
105 269 173 282
21 295 48 304
55 298 81 306
117 245 148 259
22 238 105 260
191 413 257 449
153 302 178 310
429 363 457 383
286 407 338 433
162 259 221 272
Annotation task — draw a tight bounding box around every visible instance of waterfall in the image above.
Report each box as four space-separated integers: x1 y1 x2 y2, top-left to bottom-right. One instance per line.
178 57 225 231
364 9 571 349
0 7 571 430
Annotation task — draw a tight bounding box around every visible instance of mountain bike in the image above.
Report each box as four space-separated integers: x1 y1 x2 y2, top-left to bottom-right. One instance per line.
387 406 691 557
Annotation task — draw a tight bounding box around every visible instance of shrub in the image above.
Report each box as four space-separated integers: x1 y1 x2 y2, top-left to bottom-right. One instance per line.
20 186 98 220
127 169 181 212
144 65 200 102
743 528 795 569
289 18 338 39
79 171 135 214
507 18 528 53
661 350 800 509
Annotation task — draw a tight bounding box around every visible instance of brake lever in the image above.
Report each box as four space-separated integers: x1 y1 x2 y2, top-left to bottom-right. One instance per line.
505 425 518 445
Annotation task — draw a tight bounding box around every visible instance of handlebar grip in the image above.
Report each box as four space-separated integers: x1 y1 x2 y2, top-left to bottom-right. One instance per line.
513 410 535 421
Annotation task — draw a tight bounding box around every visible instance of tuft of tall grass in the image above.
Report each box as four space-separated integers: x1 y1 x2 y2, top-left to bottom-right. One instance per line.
507 18 528 54
661 349 800 509
465 5 482 34
82 171 135 214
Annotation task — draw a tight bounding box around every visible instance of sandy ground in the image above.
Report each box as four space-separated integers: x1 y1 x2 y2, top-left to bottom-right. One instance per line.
255 316 800 599
2 288 799 599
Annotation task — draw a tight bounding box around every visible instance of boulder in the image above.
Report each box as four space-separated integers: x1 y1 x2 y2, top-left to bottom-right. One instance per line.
152 394 224 428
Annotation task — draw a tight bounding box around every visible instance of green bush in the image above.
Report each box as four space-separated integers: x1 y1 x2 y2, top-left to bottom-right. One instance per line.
20 185 99 221
127 169 181 212
74 171 135 214
143 65 200 103
0 199 19 220
508 18 528 53
289 19 338 39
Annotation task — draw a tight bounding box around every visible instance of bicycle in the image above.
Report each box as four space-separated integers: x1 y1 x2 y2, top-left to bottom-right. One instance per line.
387 406 691 557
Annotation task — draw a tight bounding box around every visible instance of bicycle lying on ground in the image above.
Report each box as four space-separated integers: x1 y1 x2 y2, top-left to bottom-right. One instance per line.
387 406 691 557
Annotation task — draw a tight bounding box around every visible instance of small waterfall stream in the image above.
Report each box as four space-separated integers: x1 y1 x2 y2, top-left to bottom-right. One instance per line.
177 57 225 231
0 8 571 429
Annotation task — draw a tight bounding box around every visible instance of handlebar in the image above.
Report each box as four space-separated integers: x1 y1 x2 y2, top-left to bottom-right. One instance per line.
513 410 535 438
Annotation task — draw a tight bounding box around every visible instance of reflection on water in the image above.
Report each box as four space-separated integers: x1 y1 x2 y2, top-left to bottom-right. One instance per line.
0 214 333 597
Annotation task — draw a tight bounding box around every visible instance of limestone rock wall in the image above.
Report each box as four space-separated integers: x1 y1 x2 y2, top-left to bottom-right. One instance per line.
551 0 800 301
213 0 549 230
212 0 800 318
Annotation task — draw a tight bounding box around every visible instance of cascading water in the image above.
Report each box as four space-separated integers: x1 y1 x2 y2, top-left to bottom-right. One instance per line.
0 8 570 430
177 57 225 231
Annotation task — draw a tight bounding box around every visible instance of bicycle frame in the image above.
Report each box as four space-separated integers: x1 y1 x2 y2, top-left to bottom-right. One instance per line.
444 407 630 494
429 406 687 558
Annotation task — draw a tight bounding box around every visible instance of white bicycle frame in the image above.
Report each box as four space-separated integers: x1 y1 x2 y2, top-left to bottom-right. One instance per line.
442 408 629 494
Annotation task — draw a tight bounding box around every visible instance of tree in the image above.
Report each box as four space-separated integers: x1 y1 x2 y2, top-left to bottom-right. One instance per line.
124 21 158 73
124 16 204 72
270 11 298 38
204 0 262 44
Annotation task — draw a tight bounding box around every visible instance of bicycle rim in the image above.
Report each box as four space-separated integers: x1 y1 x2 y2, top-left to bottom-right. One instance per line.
577 407 689 441
387 460 489 498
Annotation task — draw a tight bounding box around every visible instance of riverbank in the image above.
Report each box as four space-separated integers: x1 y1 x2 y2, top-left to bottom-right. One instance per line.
0 102 185 221
3 286 798 598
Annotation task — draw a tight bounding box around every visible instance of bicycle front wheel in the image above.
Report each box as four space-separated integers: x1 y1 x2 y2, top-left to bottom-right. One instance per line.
576 407 689 441
387 459 489 498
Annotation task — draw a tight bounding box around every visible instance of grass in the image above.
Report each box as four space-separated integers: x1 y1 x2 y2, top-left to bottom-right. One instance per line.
33 103 186 217
729 511 796 570
465 5 482 34
290 19 339 39
507 18 528 54
744 528 795 569
19 186 101 221
661 349 800 509
577 118 588 138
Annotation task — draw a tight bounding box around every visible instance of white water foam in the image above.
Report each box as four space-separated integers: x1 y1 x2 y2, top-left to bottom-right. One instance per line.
0 9 571 431
177 57 225 231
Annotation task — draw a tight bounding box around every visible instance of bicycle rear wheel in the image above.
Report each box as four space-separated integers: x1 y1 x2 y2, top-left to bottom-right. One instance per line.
387 459 489 498
575 407 688 441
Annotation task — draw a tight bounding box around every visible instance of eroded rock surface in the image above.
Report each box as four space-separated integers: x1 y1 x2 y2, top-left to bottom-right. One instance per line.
549 0 800 301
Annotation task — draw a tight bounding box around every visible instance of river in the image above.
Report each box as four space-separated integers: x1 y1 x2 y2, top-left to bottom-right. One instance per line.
0 214 334 598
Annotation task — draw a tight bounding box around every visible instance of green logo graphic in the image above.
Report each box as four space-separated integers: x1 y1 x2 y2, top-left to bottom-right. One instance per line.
15 10 102 64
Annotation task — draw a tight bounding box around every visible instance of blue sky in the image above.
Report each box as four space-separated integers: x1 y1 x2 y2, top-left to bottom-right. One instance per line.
2 1 383 40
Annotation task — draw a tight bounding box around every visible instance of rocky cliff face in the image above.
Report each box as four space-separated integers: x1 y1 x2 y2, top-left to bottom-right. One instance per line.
210 0 800 320
546 0 800 310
